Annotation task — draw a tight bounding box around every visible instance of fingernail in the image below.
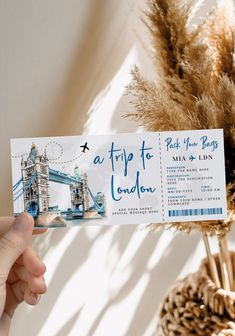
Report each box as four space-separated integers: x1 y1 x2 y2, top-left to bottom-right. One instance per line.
42 263 47 273
13 213 33 232
41 277 47 292
31 293 41 305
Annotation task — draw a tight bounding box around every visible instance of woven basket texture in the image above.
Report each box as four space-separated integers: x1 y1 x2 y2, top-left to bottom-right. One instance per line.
157 254 235 336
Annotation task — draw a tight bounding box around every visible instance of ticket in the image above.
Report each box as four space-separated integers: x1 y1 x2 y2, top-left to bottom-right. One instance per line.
11 129 227 227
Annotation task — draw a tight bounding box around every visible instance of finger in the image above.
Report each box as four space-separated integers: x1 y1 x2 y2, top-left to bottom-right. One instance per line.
0 217 14 235
4 281 28 318
0 312 11 336
0 215 47 236
24 287 41 305
12 266 47 294
33 228 48 235
0 213 33 283
10 281 28 304
7 267 19 284
21 247 46 276
8 265 27 283
28 275 47 294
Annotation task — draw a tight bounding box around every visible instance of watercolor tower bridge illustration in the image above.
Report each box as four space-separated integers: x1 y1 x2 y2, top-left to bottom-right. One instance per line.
13 143 105 222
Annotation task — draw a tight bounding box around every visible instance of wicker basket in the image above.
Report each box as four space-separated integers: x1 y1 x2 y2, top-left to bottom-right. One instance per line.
157 254 235 335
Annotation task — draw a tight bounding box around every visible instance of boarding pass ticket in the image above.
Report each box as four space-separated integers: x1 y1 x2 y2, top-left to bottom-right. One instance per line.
11 129 227 227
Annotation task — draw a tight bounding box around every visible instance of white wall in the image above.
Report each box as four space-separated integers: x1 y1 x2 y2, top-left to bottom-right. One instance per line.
0 1 234 335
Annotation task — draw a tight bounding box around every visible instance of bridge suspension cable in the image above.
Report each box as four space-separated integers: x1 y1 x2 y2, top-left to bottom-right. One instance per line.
12 177 23 191
13 172 37 202
88 187 104 212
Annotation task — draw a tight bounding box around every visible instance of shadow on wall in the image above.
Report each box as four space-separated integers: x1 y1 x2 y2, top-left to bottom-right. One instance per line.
43 0 143 137
1 0 145 215
55 307 84 336
23 227 112 335
24 219 235 336
85 230 200 336
21 227 200 336
10 1 201 334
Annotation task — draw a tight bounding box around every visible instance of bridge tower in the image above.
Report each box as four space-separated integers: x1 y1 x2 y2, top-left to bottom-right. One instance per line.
21 144 49 216
70 181 83 212
82 172 89 211
95 192 106 213
70 166 89 213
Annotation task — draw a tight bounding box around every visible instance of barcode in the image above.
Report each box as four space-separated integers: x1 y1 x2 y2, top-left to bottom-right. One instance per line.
168 208 223 217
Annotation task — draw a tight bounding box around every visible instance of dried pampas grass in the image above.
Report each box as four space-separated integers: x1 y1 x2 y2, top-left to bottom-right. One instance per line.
127 0 235 235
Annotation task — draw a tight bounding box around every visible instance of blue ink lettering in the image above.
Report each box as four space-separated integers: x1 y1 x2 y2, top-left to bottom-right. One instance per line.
200 136 218 152
109 142 121 172
165 137 180 151
108 142 134 176
93 155 104 165
183 137 198 151
140 140 153 170
111 171 156 201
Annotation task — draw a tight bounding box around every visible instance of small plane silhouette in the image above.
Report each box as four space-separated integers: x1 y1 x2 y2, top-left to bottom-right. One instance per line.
189 155 196 162
80 142 90 153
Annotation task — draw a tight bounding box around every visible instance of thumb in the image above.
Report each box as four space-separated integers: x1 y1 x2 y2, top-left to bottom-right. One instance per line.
0 212 34 281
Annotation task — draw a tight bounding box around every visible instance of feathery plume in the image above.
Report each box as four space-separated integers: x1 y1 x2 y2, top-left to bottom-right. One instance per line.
127 0 235 235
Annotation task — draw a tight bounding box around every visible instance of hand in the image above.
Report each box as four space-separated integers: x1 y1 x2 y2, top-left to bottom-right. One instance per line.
0 213 47 335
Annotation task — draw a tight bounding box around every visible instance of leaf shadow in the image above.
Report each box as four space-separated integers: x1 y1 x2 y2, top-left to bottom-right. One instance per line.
55 307 83 336
20 227 110 336
85 231 200 336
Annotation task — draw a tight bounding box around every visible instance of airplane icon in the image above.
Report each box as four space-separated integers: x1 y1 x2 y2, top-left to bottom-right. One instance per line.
189 155 196 162
80 142 90 153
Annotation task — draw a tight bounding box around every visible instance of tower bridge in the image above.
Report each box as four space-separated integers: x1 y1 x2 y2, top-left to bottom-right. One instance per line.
13 144 105 218
49 168 81 185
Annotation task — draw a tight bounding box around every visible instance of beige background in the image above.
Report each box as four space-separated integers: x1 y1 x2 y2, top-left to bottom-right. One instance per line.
0 1 234 335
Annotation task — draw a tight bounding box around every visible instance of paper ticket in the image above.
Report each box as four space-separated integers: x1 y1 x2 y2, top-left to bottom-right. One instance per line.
11 129 227 227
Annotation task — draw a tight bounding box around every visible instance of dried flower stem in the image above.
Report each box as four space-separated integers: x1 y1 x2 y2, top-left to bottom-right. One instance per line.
202 234 221 288
218 236 234 290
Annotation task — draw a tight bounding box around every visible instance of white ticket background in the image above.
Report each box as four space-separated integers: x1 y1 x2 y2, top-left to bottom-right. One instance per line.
11 129 227 227
160 129 227 222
